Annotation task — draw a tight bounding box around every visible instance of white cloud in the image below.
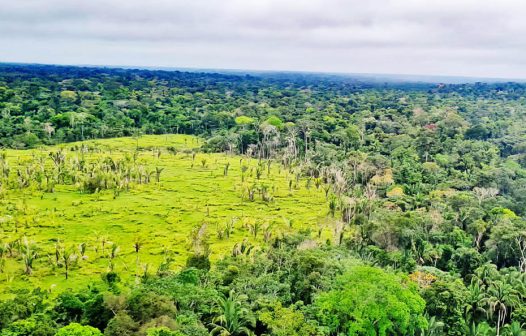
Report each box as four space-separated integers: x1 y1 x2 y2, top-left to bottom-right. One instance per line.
0 0 525 78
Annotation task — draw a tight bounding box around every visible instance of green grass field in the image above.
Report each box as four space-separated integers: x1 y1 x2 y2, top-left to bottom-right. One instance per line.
0 135 331 294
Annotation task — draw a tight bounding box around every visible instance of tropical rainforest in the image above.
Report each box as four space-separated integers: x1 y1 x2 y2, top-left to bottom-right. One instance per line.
0 63 525 335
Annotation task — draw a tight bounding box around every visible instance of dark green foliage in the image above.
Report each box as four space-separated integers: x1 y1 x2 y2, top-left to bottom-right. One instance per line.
185 253 211 271
126 291 177 324
422 278 470 335
1 64 526 334
82 292 113 332
104 313 138 336
53 292 85 325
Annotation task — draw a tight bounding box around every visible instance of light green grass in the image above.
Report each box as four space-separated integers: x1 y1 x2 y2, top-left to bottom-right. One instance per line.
0 135 332 294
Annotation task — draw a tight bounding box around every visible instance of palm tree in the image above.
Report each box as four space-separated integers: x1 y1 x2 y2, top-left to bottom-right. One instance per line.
100 235 108 255
21 240 38 275
467 321 494 336
503 270 526 300
232 239 254 257
133 236 143 274
247 220 261 239
78 242 87 258
465 279 488 322
108 243 119 272
475 263 499 286
133 236 142 255
49 150 66 167
154 167 164 183
419 315 444 336
54 240 62 265
132 128 142 150
502 321 526 336
61 247 77 280
484 281 520 335
210 290 255 336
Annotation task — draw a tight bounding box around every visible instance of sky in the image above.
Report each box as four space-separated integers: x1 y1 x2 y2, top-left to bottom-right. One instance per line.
1 0 525 79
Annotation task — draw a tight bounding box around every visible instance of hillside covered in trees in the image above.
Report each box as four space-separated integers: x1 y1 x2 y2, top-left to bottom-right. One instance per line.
0 63 526 335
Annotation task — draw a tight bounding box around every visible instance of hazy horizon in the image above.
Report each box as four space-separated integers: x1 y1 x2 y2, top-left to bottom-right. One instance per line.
2 0 526 79
4 60 526 85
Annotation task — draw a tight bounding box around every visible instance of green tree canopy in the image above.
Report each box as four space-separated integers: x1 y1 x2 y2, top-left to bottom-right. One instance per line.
315 266 427 336
54 323 102 336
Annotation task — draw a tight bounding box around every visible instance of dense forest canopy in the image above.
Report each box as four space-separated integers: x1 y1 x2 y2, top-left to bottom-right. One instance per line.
0 63 526 335
2 64 525 213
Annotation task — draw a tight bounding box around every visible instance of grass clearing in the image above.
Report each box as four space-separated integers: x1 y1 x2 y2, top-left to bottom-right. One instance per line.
0 134 331 293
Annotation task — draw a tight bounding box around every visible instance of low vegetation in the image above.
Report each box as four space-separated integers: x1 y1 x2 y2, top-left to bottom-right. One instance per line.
0 134 330 291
